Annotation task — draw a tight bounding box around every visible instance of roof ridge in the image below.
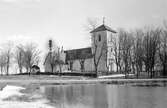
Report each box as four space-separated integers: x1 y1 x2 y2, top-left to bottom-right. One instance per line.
90 24 117 33
64 47 92 52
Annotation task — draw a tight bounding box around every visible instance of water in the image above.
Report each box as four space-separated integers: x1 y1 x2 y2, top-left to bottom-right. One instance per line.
1 82 167 108
40 83 167 108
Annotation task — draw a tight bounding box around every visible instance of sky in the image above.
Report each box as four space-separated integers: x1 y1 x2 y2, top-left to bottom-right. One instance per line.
0 0 167 70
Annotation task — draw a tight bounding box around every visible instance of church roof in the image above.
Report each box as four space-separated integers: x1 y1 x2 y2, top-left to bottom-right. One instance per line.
90 24 117 33
43 47 93 65
64 47 93 62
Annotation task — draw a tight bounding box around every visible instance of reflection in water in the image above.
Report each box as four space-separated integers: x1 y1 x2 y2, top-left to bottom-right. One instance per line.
42 84 108 108
41 83 167 108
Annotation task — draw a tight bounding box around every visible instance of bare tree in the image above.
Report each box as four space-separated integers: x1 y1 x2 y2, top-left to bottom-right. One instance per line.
113 29 124 73
47 48 64 74
23 43 40 75
143 28 161 78
78 48 93 72
119 30 134 78
92 41 107 77
47 39 57 73
56 47 65 75
0 52 6 75
133 29 144 78
84 18 99 31
14 45 24 74
158 25 167 76
49 50 58 73
79 59 85 72
78 53 89 72
1 43 13 75
47 40 65 74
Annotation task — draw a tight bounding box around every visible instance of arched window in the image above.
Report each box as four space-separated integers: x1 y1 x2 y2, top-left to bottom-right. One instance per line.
98 34 101 42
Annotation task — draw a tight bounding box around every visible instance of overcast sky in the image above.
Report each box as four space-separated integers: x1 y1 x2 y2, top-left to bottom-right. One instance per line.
0 0 167 50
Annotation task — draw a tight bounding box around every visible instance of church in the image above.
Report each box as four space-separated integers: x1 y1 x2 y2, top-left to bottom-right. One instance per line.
44 23 117 73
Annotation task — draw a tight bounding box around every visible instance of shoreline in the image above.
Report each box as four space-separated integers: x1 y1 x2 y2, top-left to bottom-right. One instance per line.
0 77 167 85
0 75 167 85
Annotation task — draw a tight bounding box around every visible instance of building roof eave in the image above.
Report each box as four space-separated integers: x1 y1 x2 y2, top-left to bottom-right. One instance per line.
90 24 117 33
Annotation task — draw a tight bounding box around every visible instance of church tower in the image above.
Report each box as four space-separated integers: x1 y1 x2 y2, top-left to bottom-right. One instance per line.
90 22 117 72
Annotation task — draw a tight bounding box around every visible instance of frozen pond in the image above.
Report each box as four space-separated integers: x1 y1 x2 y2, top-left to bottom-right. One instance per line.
1 82 167 108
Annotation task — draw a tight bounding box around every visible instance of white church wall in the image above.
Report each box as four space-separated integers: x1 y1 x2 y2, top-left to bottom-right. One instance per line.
44 63 57 72
84 58 94 72
72 58 94 72
72 60 81 71
97 57 108 72
106 31 117 72
44 63 68 73
91 31 108 72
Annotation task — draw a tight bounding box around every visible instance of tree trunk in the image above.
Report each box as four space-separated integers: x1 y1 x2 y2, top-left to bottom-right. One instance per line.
1 67 3 76
116 64 119 73
51 65 54 74
6 64 9 76
59 64 62 76
163 64 167 77
119 65 122 74
95 65 98 78
124 61 128 79
19 67 22 74
29 67 31 76
136 66 139 79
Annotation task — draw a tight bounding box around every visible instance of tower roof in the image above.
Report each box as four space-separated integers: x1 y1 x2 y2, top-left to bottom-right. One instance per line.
90 24 117 33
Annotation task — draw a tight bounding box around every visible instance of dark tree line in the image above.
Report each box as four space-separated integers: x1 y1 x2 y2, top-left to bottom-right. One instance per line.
113 25 167 78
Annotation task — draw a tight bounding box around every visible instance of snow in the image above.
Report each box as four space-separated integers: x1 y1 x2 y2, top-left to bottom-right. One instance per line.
0 101 54 108
0 85 54 108
0 85 25 99
98 74 134 79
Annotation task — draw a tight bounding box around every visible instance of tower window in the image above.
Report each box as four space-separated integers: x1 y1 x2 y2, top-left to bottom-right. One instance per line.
98 34 101 42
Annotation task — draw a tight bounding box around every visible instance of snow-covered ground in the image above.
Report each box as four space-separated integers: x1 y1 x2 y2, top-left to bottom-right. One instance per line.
0 85 25 100
0 85 54 108
98 74 134 79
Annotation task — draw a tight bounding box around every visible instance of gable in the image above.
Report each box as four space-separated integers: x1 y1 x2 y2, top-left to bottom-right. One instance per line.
90 24 117 33
43 51 66 65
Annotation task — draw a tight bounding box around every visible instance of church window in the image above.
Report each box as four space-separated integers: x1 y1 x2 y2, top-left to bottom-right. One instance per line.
108 34 112 42
98 34 101 42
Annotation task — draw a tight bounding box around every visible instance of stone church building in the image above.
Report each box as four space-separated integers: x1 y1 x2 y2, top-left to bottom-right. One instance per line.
44 24 117 73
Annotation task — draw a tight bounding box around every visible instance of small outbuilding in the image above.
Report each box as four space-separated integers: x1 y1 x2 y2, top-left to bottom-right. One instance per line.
31 65 40 74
